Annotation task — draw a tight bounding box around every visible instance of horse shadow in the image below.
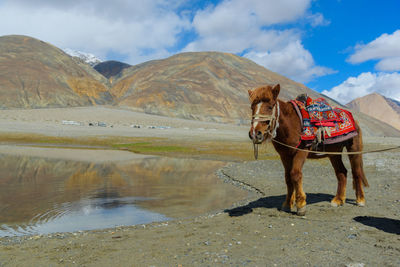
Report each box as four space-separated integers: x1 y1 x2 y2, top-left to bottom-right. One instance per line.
225 193 333 217
353 216 400 235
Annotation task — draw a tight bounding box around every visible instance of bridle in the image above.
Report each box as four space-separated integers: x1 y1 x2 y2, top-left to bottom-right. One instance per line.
251 101 280 160
252 101 280 139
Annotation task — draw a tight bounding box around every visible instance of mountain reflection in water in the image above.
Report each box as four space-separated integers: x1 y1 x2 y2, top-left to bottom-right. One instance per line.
0 153 248 236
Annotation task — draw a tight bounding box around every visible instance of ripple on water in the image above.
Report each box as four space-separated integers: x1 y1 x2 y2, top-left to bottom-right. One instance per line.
0 153 249 237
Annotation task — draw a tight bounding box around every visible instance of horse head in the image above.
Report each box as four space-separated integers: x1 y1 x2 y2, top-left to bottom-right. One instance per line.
248 84 280 144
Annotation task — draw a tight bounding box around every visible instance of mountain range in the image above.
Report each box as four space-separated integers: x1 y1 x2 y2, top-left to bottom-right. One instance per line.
0 35 399 137
347 93 400 131
108 52 322 122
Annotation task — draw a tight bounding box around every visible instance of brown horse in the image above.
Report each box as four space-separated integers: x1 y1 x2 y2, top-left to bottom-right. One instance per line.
248 84 369 216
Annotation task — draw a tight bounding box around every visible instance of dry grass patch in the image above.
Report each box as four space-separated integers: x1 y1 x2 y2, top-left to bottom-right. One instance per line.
0 132 282 161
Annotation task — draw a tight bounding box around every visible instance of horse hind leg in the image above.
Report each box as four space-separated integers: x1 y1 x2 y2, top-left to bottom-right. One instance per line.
348 153 369 206
329 155 347 207
346 131 369 206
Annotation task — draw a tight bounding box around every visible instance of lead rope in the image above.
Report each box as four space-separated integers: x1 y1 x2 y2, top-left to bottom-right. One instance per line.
271 138 400 155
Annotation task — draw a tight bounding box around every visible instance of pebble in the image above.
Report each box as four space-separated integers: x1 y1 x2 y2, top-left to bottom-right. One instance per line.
346 263 365 267
347 234 357 239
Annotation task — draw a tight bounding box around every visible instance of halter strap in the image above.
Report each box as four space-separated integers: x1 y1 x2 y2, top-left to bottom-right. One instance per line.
251 102 280 138
252 104 276 122
252 114 274 122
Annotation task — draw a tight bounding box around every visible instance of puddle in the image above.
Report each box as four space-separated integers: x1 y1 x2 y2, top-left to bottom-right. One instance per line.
0 151 248 237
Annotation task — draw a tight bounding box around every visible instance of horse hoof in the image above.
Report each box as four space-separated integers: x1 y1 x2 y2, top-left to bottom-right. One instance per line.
357 201 365 207
296 206 306 216
331 198 344 207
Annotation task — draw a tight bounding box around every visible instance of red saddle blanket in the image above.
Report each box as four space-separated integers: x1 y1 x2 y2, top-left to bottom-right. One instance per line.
291 96 358 145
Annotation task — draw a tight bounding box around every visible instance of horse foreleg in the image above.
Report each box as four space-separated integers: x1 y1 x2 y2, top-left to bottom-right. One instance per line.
290 152 307 216
329 155 347 207
279 155 295 212
282 170 295 212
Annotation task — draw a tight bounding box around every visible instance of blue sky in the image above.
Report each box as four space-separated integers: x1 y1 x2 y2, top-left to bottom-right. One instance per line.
0 0 399 103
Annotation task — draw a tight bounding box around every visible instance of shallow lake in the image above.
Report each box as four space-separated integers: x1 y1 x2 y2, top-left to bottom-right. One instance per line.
0 148 248 237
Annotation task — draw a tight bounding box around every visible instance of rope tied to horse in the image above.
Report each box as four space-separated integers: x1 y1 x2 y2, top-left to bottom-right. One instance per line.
271 138 400 156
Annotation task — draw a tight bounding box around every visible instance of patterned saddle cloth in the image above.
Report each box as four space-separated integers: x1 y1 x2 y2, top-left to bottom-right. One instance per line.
291 95 358 147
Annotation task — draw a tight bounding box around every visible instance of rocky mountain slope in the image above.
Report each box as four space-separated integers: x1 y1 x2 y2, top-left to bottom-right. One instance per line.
0 35 111 109
110 52 321 123
347 93 400 131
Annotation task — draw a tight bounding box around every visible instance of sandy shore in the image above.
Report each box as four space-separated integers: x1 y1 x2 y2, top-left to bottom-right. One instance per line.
1 106 399 266
0 106 248 141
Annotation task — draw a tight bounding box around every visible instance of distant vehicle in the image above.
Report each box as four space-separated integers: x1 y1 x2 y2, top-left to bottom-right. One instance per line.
62 120 82 126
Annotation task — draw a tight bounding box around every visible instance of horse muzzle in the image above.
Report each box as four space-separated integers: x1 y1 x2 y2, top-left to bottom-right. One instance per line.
249 130 264 144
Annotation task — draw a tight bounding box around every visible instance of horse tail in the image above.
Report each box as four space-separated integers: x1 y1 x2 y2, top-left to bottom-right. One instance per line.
360 164 369 187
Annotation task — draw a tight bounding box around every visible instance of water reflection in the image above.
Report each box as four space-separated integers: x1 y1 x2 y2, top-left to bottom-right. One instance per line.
0 152 248 236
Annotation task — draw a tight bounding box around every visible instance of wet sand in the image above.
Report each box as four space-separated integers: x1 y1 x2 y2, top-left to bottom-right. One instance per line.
1 106 399 266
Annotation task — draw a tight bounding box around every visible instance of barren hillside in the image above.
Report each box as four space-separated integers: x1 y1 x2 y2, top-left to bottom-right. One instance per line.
0 35 111 109
347 93 400 131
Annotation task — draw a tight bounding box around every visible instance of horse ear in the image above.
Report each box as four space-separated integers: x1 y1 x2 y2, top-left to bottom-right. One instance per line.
248 89 254 102
272 84 280 100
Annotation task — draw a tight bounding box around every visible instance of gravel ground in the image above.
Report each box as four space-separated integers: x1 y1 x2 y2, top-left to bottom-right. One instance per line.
0 107 399 266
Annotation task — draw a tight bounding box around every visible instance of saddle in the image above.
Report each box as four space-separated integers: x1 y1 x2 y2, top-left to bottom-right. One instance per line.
291 94 358 148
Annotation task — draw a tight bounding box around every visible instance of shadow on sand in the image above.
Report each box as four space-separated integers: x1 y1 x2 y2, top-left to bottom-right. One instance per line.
225 193 333 217
353 216 400 235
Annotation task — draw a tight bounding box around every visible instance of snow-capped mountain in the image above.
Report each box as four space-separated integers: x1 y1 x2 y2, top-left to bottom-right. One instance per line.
63 48 102 66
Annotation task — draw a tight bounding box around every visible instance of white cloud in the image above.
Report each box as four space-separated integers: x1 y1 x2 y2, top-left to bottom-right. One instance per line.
375 57 400 72
0 0 190 64
191 0 310 37
348 30 400 71
307 13 330 27
184 0 332 83
244 41 335 83
322 72 400 104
